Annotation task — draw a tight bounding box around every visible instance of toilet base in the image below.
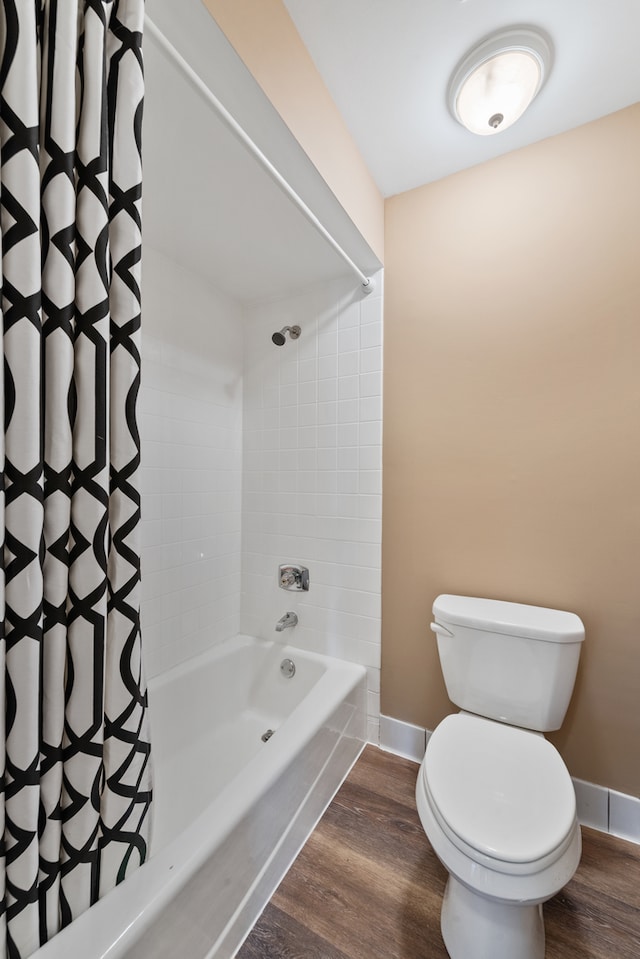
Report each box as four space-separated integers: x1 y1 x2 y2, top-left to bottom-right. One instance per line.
441 875 545 959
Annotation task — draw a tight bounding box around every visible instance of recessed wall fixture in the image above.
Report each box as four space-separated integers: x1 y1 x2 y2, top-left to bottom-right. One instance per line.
448 27 552 136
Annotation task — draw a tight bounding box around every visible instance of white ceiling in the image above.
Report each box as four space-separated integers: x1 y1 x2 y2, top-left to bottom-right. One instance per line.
283 0 640 197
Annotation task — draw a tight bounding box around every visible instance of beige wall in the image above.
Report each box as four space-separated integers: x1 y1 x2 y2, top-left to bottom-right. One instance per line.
382 104 640 797
203 0 384 262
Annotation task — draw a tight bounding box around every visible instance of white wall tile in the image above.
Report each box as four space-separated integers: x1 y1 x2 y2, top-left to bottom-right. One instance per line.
338 327 360 353
241 274 383 730
359 395 382 421
359 371 381 397
337 447 358 470
360 320 382 350
367 690 381 720
359 421 382 446
338 398 359 423
338 300 360 329
318 355 337 379
367 717 381 746
361 346 382 373
318 331 337 356
338 375 359 401
298 358 316 383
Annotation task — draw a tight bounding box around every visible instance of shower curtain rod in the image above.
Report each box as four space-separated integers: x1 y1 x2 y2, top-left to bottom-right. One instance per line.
144 15 374 293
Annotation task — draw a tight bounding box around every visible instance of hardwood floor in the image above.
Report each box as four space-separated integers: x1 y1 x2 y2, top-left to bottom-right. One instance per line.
237 745 640 959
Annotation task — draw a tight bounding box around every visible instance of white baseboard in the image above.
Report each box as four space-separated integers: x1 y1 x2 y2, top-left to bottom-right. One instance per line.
379 715 428 761
378 714 640 845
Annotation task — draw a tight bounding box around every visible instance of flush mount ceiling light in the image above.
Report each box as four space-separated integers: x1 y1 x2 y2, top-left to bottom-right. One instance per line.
448 27 552 136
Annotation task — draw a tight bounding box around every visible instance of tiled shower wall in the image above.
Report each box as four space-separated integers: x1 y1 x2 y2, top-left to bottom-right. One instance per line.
139 257 383 739
241 275 383 742
139 247 244 678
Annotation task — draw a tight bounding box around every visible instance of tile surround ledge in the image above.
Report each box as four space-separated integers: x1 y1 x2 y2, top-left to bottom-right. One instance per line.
377 715 640 845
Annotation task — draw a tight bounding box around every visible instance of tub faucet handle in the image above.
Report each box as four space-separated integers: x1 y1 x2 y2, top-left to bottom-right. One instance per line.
279 564 309 591
280 568 297 588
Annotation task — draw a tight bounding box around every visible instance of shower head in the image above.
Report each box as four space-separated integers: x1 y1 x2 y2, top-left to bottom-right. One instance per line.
271 325 301 346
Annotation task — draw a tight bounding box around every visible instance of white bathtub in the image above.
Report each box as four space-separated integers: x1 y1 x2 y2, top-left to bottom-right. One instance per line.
35 634 367 959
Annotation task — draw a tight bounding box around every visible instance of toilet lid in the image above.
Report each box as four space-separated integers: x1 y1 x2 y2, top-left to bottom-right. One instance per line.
424 713 576 864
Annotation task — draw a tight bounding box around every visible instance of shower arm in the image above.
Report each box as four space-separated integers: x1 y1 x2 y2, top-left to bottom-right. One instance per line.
144 15 374 296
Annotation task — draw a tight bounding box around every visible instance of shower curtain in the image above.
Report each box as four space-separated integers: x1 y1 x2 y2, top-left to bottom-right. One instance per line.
0 2 151 956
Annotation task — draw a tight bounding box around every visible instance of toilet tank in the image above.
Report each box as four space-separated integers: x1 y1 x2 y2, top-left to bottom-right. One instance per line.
431 595 585 731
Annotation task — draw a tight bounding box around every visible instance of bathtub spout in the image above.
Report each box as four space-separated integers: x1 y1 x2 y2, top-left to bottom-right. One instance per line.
275 611 298 632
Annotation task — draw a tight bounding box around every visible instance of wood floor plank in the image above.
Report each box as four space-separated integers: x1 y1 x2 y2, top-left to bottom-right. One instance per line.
545 827 640 959
342 744 420 810
315 779 436 874
270 829 446 959
238 746 640 959
238 904 352 959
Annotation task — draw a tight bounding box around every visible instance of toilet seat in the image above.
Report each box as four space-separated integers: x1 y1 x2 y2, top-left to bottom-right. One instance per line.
424 713 577 869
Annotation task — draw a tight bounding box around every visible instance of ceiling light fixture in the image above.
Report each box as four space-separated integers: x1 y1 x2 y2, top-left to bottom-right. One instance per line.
448 27 552 136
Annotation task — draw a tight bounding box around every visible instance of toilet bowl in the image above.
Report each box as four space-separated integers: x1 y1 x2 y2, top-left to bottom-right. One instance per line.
416 714 581 959
417 595 585 959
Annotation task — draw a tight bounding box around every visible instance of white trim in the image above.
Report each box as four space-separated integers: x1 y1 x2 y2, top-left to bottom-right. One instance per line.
609 789 640 843
379 715 427 762
572 777 609 833
378 715 640 844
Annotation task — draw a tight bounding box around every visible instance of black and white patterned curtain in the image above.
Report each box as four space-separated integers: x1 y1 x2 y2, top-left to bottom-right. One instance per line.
0 2 151 956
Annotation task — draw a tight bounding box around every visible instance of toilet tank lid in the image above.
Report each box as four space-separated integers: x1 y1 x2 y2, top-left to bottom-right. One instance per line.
432 595 585 644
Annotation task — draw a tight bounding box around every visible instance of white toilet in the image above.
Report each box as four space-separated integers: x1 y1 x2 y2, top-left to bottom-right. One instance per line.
416 595 585 959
